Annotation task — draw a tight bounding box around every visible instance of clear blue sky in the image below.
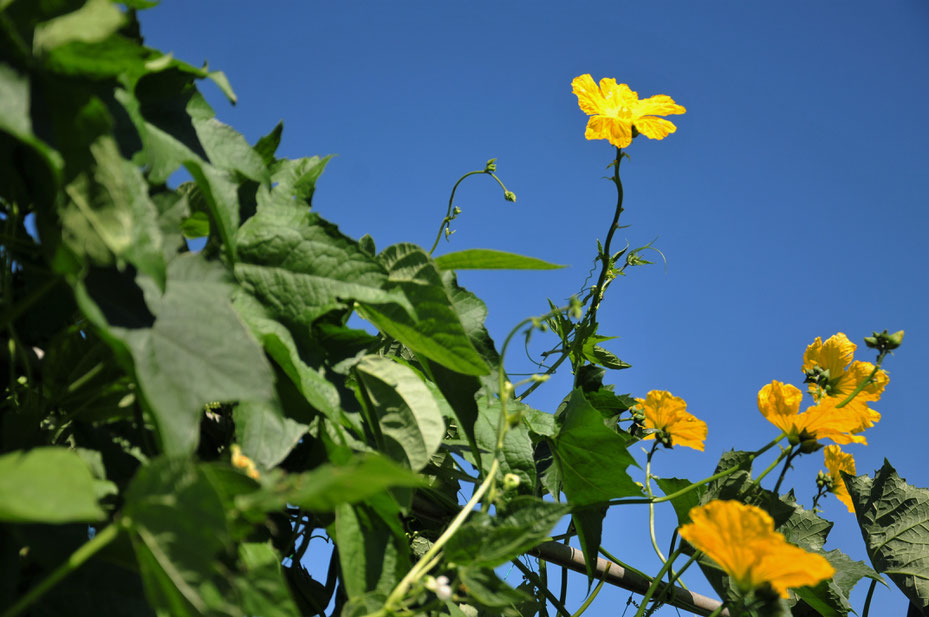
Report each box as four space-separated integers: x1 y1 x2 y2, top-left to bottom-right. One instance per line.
142 3 928 614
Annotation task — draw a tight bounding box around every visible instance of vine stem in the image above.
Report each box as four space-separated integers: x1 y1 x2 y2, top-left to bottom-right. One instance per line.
571 562 611 617
644 443 667 564
861 578 877 617
376 458 501 616
428 168 513 255
510 559 572 617
631 548 681 617
608 433 785 506
1 521 125 617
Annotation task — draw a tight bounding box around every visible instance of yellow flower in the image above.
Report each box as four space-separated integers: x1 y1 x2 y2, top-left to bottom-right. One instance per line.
803 333 889 403
635 390 707 451
230 444 261 480
571 75 685 149
679 500 835 598
823 446 856 513
757 381 872 445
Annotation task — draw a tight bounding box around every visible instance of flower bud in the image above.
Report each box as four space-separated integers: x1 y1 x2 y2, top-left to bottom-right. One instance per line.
504 191 517 202
503 473 521 490
864 329 904 351
484 158 497 173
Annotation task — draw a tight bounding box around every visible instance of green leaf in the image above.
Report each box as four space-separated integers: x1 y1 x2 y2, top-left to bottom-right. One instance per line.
253 121 283 166
232 290 340 420
458 567 529 608
243 454 425 513
235 542 300 617
193 116 268 183
235 212 408 325
845 460 929 612
33 0 126 53
183 159 239 261
0 448 105 523
357 243 490 376
355 355 446 471
125 458 229 616
233 399 307 470
60 132 166 287
433 249 564 271
256 155 332 221
792 549 883 617
572 504 608 583
655 477 705 526
546 389 642 506
334 495 410 599
445 497 569 568
78 255 277 455
545 389 641 579
464 395 538 496
180 210 209 238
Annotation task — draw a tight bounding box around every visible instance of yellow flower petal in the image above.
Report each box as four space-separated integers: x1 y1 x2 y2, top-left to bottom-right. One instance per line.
572 74 607 116
637 390 707 451
585 115 633 149
803 333 856 378
757 381 803 421
635 94 687 117
633 116 678 140
757 381 873 444
679 500 835 598
823 445 856 513
572 75 684 148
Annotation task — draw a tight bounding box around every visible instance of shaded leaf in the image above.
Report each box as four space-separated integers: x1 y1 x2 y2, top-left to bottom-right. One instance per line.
334 495 409 599
235 542 300 617
233 399 307 470
0 448 105 523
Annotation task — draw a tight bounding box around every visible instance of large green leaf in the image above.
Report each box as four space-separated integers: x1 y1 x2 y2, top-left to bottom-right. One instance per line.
125 458 230 617
545 389 642 579
463 395 538 496
546 389 642 506
655 476 705 526
255 155 332 221
232 290 340 420
193 116 268 183
240 454 425 513
235 542 300 617
233 399 307 470
457 567 529 608
358 243 490 376
845 460 929 612
355 355 446 471
235 212 408 325
444 497 570 568
433 248 564 271
77 255 277 455
0 448 105 523
334 494 410 600
32 0 126 53
183 159 239 261
792 549 882 617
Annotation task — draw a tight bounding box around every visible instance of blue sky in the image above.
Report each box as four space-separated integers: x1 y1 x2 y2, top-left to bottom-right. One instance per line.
143 3 928 614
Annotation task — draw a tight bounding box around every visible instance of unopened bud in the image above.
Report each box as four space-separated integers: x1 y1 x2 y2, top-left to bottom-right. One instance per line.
484 158 497 173
504 190 516 202
453 206 462 215
530 374 550 383
864 329 904 351
503 473 521 490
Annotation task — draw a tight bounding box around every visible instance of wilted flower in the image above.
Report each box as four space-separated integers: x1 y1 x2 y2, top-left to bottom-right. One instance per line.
634 390 707 451
572 75 685 149
822 446 856 513
679 500 835 598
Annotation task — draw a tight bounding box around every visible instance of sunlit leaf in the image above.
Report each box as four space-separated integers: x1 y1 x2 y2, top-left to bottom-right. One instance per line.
0 448 105 523
434 248 564 271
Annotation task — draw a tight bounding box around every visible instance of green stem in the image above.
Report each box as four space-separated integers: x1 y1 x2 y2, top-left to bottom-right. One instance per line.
571 563 611 617
647 551 700 615
428 169 514 255
1 521 124 617
644 444 667 563
835 358 884 409
511 559 571 617
584 147 624 332
631 548 680 617
609 433 786 506
598 546 651 582
861 578 877 617
378 458 501 615
754 445 792 486
769 446 799 498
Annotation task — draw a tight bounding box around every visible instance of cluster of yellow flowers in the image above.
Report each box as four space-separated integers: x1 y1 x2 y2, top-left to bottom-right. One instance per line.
574 77 896 605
